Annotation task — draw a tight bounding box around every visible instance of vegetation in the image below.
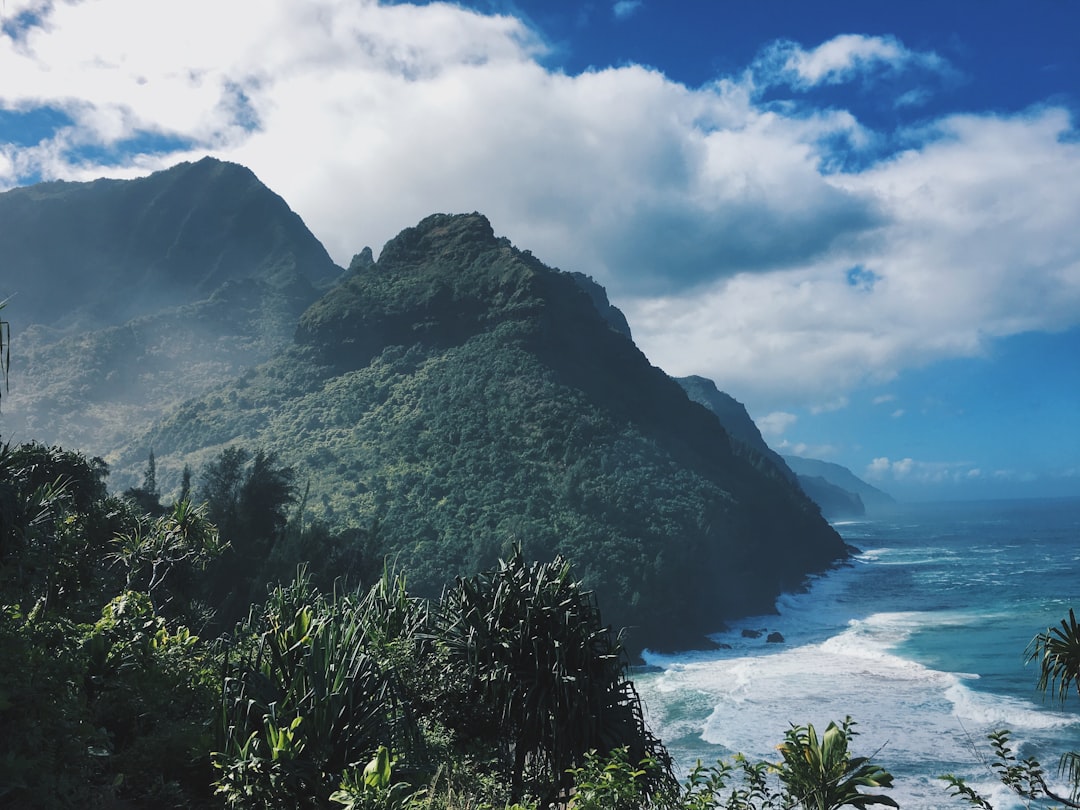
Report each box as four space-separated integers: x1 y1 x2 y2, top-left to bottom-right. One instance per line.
133 212 844 653
941 609 1080 808
0 435 902 809
0 298 9 410
3 168 846 657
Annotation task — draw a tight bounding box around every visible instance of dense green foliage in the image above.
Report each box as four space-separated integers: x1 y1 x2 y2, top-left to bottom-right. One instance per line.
138 212 845 652
440 548 672 805
3 165 847 654
0 439 679 808
0 436 903 810
0 441 218 807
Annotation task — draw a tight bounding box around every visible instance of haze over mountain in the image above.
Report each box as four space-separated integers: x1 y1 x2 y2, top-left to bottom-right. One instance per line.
1 158 341 454
676 375 873 520
138 210 847 648
0 160 849 650
783 455 897 515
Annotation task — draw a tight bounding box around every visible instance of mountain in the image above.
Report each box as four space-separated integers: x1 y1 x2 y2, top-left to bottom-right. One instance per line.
1 159 849 652
783 455 897 514
675 376 866 519
794 476 865 519
675 376 795 481
134 211 848 651
0 157 341 455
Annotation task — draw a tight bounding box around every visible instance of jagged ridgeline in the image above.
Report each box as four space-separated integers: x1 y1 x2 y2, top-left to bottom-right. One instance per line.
141 210 846 649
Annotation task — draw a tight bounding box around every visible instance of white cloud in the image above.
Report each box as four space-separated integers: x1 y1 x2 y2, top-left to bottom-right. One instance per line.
757 411 798 438
1 9 1079 416
613 1 643 20
758 34 950 90
865 456 980 484
780 440 837 459
810 396 849 415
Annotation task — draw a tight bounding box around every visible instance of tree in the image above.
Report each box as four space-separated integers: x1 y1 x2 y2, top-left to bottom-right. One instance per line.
942 609 1080 808
109 499 225 611
178 464 193 505
0 298 9 412
439 546 673 806
0 441 123 618
123 450 165 516
199 446 251 541
197 447 296 627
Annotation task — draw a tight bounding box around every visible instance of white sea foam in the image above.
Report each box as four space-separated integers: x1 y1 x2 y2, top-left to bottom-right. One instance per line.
639 610 1079 809
639 619 1079 808
638 500 1080 809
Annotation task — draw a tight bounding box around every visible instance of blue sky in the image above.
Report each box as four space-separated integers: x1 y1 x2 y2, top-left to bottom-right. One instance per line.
1 0 1078 500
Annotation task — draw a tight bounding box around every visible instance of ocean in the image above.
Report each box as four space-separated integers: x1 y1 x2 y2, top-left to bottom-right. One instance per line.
634 497 1080 809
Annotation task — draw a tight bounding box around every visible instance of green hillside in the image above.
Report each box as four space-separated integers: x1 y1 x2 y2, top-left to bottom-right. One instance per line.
138 212 847 650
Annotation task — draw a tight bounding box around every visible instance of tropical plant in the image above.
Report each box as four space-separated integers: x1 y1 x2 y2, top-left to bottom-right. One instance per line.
566 746 661 810
1030 608 1080 705
438 546 673 806
676 754 778 810
110 499 225 611
561 717 896 810
81 589 219 806
330 745 421 810
775 718 897 810
213 569 421 808
941 608 1080 808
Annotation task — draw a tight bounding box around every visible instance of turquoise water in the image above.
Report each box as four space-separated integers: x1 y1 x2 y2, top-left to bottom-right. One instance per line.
634 497 1080 809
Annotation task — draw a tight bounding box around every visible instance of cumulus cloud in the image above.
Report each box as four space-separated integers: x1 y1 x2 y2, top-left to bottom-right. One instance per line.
757 34 951 90
865 456 980 484
1 4 1078 416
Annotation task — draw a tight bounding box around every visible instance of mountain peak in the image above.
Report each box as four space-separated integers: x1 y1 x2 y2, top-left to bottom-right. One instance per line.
0 156 340 331
377 212 498 269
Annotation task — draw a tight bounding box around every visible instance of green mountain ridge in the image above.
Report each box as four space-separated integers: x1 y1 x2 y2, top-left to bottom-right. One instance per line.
1 161 848 652
137 210 847 650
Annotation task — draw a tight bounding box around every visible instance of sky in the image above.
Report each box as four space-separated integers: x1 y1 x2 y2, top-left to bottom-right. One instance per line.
1 0 1078 501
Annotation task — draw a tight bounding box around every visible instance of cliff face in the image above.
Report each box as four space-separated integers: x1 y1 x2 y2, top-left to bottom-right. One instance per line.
676 375 796 480
146 212 848 651
784 455 898 515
